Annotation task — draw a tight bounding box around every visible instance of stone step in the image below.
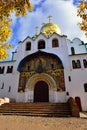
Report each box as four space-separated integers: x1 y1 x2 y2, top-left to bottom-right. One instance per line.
0 111 71 116
1 103 68 106
0 112 71 117
0 110 71 114
0 106 69 109
0 103 71 117
0 109 70 111
0 104 69 108
0 109 71 112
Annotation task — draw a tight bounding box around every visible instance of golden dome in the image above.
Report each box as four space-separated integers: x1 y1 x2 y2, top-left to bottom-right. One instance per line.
40 22 61 36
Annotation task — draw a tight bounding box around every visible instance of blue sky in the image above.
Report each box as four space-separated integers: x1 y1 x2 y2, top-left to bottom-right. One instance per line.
7 0 86 60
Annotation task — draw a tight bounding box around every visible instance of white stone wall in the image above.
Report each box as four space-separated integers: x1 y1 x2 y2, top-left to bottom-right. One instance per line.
66 55 87 111
67 38 86 55
0 61 19 100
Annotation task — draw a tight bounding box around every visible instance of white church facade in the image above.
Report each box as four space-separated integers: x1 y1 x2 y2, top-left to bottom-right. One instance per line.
0 21 87 111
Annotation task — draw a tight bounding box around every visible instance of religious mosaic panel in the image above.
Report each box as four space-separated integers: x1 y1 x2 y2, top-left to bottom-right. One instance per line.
18 51 65 92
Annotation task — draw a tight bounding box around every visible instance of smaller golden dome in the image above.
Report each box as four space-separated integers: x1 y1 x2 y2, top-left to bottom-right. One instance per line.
40 22 61 36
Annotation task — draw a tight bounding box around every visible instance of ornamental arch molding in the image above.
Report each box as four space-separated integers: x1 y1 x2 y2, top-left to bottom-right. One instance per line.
25 73 57 91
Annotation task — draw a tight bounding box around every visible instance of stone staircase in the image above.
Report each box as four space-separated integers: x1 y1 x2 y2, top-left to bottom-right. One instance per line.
0 102 71 117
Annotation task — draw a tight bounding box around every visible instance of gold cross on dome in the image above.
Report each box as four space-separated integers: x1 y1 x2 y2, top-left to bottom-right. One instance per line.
35 26 38 34
48 16 52 23
42 23 45 26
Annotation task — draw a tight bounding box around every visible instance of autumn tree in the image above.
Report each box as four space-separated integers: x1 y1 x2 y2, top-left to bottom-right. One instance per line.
77 1 87 37
0 0 33 60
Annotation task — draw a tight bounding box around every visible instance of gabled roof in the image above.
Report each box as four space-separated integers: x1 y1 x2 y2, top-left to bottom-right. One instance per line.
18 32 67 44
18 36 33 44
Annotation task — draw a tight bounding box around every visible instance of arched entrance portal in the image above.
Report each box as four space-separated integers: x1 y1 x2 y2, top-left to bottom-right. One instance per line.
34 81 49 102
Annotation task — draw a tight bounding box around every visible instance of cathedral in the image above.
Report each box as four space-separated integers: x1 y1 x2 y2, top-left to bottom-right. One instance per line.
0 18 87 111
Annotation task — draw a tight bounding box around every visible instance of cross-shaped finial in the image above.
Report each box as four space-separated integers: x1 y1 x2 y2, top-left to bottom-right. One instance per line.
42 23 45 26
35 26 38 35
48 16 52 23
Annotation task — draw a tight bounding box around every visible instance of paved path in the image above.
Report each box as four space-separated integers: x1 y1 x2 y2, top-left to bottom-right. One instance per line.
80 112 87 118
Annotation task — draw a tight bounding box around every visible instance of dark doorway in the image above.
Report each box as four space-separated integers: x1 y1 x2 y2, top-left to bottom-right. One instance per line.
75 97 82 112
34 81 49 102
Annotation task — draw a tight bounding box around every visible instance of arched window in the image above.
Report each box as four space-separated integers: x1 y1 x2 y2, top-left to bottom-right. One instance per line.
71 47 75 55
52 39 59 48
26 42 31 51
83 59 87 68
7 66 13 73
38 40 45 49
77 60 81 68
0 66 5 74
72 60 77 69
84 84 87 92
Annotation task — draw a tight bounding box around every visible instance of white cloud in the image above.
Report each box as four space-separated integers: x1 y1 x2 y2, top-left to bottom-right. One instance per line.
13 0 87 43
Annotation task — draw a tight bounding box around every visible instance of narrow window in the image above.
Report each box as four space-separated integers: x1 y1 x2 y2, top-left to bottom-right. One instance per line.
38 40 45 49
77 60 81 68
68 76 71 82
1 83 4 89
28 66 30 71
66 92 69 96
52 39 59 48
71 47 75 55
8 86 11 92
83 59 87 68
72 60 77 69
0 66 5 74
7 66 13 73
51 64 54 69
0 67 2 74
26 42 31 51
84 84 87 92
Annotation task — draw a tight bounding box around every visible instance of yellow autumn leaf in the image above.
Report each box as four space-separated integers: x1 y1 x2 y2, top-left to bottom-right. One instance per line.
77 1 87 37
0 0 33 60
